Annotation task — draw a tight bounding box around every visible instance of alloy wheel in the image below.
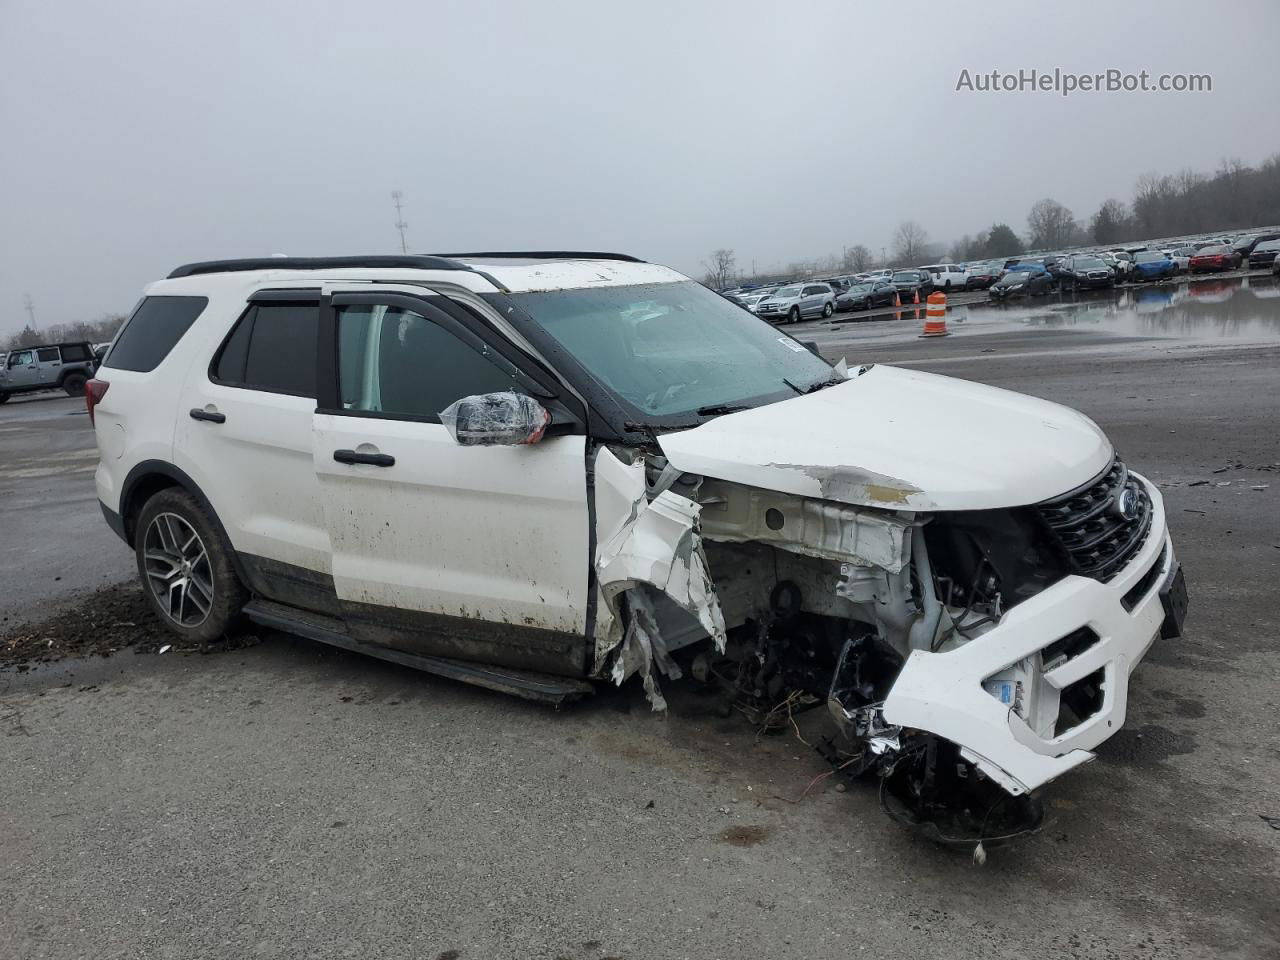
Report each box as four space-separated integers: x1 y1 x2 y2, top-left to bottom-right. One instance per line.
143 512 214 627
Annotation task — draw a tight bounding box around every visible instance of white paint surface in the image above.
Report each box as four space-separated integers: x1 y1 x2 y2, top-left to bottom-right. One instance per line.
658 365 1113 511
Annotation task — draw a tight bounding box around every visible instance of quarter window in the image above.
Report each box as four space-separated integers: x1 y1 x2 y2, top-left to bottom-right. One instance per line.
61 343 91 362
104 296 208 373
36 348 60 362
336 304 518 420
213 302 318 397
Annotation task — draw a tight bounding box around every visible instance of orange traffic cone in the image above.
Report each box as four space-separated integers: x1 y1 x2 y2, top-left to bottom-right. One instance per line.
893 291 901 307
919 291 950 337
912 288 921 305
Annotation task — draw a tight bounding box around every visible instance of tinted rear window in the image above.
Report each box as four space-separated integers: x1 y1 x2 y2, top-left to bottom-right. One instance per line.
104 296 208 372
60 343 92 362
212 302 317 397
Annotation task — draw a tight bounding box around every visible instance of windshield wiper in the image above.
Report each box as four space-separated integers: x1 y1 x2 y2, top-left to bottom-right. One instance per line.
800 376 844 394
782 376 841 396
695 403 750 417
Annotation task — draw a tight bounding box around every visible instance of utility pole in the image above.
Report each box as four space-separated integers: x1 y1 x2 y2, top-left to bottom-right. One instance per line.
391 190 409 254
23 293 36 330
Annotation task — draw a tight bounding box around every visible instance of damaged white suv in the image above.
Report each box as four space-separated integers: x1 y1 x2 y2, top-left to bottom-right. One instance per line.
90 252 1187 841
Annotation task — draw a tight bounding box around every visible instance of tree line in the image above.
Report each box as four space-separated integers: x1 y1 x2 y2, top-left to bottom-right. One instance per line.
3 314 127 352
705 152 1280 285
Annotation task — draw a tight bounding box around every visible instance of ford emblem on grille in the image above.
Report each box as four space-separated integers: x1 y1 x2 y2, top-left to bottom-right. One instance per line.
1114 486 1139 521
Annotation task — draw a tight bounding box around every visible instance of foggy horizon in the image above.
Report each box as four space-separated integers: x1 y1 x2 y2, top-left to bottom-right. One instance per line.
3 0 1279 336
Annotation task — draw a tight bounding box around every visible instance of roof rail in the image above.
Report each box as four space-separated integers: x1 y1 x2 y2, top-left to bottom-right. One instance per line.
431 250 645 263
166 255 472 279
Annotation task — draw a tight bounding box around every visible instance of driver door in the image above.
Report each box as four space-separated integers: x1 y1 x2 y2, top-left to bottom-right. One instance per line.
5 350 37 388
311 288 591 676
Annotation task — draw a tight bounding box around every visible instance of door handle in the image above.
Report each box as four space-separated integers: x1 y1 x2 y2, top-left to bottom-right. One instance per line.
333 449 395 467
189 408 226 423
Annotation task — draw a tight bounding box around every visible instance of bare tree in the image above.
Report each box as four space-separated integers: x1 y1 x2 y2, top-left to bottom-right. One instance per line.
701 249 736 290
843 244 872 272
1026 199 1077 250
892 221 928 264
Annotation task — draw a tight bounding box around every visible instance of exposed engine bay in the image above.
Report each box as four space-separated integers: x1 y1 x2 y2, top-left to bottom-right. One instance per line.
593 443 1178 847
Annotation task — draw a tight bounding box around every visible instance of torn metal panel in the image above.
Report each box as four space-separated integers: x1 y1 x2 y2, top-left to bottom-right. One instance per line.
698 480 912 572
591 447 727 707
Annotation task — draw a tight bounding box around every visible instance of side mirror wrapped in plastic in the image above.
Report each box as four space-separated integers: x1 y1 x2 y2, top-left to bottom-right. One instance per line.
439 391 552 446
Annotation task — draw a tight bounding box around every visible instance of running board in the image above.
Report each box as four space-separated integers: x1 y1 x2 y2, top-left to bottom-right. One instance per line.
242 599 595 706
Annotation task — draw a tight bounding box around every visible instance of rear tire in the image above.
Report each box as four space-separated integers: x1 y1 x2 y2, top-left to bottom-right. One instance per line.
822 301 834 318
62 373 87 397
134 488 247 645
0 392 9 404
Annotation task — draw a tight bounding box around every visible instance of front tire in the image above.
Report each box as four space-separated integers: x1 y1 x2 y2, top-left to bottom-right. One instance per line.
62 373 87 397
135 488 247 644
0 391 9 404
788 307 800 324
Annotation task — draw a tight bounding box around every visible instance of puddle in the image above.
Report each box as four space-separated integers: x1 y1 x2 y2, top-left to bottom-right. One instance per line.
818 275 1280 346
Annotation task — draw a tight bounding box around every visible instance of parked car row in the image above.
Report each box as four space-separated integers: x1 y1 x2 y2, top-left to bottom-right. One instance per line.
719 229 1280 322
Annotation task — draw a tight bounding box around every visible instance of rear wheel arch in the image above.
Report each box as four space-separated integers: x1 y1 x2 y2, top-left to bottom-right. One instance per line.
120 463 238 559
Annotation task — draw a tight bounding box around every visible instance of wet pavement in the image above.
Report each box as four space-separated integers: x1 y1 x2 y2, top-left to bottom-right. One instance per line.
2 281 1279 959
806 272 1280 350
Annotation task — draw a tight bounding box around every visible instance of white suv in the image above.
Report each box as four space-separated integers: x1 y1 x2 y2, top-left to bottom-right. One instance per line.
90 252 1187 838
921 263 970 291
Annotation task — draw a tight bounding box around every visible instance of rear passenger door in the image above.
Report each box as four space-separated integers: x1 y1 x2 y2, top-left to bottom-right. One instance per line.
175 291 337 612
801 285 823 316
311 288 590 676
35 347 62 385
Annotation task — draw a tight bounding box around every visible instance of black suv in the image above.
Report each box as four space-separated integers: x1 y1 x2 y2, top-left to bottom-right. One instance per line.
1058 255 1117 292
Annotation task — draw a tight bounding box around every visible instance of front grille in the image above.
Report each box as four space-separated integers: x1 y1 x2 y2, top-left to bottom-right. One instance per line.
1037 456 1152 582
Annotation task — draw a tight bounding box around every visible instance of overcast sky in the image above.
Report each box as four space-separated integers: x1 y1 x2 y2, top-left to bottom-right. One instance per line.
3 0 1279 335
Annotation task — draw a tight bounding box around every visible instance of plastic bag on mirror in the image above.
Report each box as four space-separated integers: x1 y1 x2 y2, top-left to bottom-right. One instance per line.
438 391 552 446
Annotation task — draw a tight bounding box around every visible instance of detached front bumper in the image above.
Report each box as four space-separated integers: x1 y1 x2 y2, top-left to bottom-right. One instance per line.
883 473 1181 796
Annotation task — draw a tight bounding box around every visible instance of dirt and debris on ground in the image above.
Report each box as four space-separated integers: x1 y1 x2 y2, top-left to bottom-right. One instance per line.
0 581 257 669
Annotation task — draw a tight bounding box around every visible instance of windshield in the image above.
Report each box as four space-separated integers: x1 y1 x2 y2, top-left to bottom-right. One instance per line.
1133 252 1165 263
507 281 836 419
1198 245 1227 255
891 271 918 282
771 285 801 298
845 283 874 294
996 273 1024 285
1074 257 1106 269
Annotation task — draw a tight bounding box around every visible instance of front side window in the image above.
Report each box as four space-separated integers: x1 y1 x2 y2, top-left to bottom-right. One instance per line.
9 351 33 367
336 304 518 420
505 280 836 420
213 302 318 397
104 296 208 373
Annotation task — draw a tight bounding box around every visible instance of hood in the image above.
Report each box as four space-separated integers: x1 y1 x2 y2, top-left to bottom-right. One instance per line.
657 365 1112 512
